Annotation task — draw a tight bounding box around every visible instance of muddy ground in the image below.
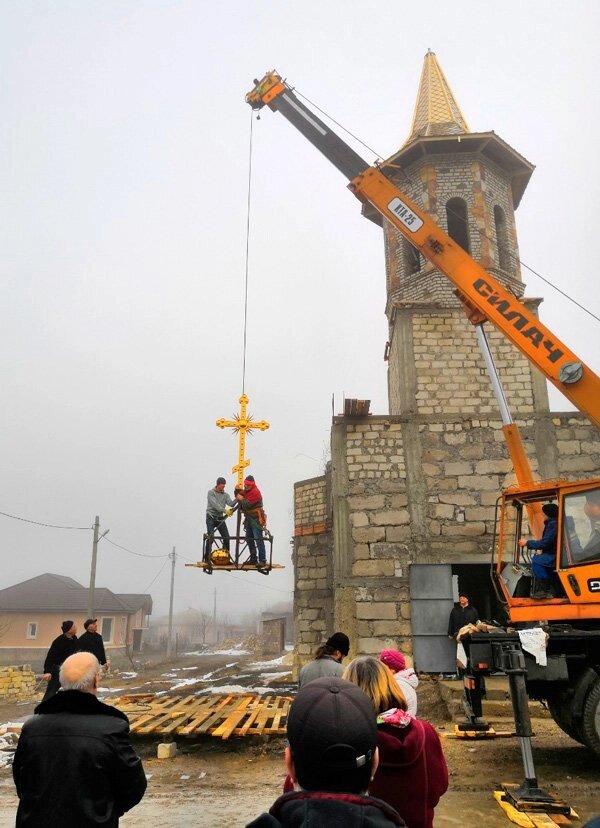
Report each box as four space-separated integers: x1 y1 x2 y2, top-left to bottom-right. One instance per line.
0 650 598 826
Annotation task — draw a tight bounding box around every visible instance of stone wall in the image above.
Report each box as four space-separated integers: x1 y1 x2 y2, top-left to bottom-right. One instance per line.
293 412 600 668
294 475 330 536
293 474 335 676
0 665 36 700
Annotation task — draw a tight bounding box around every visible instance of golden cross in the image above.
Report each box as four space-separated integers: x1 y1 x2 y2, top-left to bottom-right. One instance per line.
216 394 270 487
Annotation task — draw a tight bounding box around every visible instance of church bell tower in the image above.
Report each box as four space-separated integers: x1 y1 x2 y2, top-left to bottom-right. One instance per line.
370 51 551 423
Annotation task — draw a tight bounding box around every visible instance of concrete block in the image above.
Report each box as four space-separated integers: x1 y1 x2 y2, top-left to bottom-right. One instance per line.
351 560 395 578
157 742 177 759
356 602 397 620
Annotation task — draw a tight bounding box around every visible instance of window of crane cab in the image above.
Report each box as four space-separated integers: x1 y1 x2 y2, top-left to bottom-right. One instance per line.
561 488 600 567
499 498 522 566
446 198 470 254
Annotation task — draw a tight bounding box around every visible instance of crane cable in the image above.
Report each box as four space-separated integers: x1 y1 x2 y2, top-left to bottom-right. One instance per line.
241 110 255 394
294 87 600 325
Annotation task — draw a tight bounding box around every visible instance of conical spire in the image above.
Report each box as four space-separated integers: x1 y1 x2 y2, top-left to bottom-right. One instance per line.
407 50 470 142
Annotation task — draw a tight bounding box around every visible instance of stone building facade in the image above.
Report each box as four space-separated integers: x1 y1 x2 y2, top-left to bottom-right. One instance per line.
292 52 600 676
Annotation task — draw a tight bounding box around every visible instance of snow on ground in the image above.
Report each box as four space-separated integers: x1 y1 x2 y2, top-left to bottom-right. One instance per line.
196 684 273 695
258 672 290 682
247 655 287 670
169 677 203 690
0 724 23 769
119 672 138 679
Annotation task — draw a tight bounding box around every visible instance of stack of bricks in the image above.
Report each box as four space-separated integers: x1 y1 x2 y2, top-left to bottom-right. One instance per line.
0 665 37 701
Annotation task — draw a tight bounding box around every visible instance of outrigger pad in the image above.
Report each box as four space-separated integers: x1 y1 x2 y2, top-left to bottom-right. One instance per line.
501 783 571 816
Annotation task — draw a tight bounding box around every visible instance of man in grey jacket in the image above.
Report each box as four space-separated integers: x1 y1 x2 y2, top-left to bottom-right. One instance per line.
298 632 350 687
205 476 236 561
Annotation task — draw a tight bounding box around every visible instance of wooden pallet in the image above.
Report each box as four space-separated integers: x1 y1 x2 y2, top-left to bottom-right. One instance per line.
107 693 292 739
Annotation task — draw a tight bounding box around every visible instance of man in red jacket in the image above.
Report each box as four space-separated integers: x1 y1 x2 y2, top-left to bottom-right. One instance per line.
236 475 268 566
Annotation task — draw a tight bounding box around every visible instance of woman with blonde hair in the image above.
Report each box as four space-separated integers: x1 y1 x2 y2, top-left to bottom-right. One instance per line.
343 656 448 828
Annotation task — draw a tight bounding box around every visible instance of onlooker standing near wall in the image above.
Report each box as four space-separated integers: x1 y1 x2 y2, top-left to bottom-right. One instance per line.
13 651 146 827
78 618 109 672
298 632 350 687
343 656 448 828
42 620 79 701
379 649 419 716
447 594 479 640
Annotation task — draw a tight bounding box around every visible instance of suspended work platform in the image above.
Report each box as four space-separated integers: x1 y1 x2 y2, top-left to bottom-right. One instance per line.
186 560 285 574
195 511 283 575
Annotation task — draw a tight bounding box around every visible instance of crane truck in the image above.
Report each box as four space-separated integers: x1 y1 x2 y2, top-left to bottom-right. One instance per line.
246 72 600 813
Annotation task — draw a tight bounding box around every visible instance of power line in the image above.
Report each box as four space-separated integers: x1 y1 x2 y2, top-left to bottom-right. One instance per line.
141 557 170 593
0 510 91 530
517 258 600 323
101 536 168 559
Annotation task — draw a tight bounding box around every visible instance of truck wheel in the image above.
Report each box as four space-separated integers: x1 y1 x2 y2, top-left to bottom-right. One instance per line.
580 678 600 755
547 692 585 745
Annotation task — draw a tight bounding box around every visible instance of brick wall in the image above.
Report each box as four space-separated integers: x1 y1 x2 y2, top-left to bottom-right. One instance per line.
294 475 330 536
388 307 543 417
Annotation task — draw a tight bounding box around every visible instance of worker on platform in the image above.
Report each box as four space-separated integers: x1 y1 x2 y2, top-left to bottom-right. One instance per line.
236 475 267 566
205 476 235 561
519 502 558 599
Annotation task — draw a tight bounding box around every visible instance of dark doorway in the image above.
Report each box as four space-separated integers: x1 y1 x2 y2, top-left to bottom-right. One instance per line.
452 563 505 626
410 562 505 673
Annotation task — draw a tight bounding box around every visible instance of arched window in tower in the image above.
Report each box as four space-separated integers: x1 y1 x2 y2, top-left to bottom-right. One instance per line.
494 205 510 271
403 239 421 276
446 198 470 253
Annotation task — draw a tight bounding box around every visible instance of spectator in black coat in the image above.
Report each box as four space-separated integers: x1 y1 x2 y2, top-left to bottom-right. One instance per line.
13 651 146 827
447 594 479 640
78 618 109 671
42 619 79 701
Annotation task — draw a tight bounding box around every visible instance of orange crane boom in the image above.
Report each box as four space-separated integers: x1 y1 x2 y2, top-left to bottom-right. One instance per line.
246 72 600 428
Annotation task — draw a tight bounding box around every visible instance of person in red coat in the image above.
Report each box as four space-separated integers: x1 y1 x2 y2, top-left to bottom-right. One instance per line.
235 475 267 566
343 656 448 828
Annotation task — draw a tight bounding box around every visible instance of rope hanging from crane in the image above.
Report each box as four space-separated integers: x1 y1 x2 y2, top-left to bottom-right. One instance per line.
189 110 282 577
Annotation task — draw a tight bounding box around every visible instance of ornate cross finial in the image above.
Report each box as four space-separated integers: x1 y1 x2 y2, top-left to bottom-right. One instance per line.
216 394 270 487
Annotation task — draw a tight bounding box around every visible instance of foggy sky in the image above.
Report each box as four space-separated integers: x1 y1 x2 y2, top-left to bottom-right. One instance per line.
1 1 599 621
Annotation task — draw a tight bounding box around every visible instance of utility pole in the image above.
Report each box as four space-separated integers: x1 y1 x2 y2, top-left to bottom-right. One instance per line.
213 587 217 644
88 516 109 619
166 547 176 659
